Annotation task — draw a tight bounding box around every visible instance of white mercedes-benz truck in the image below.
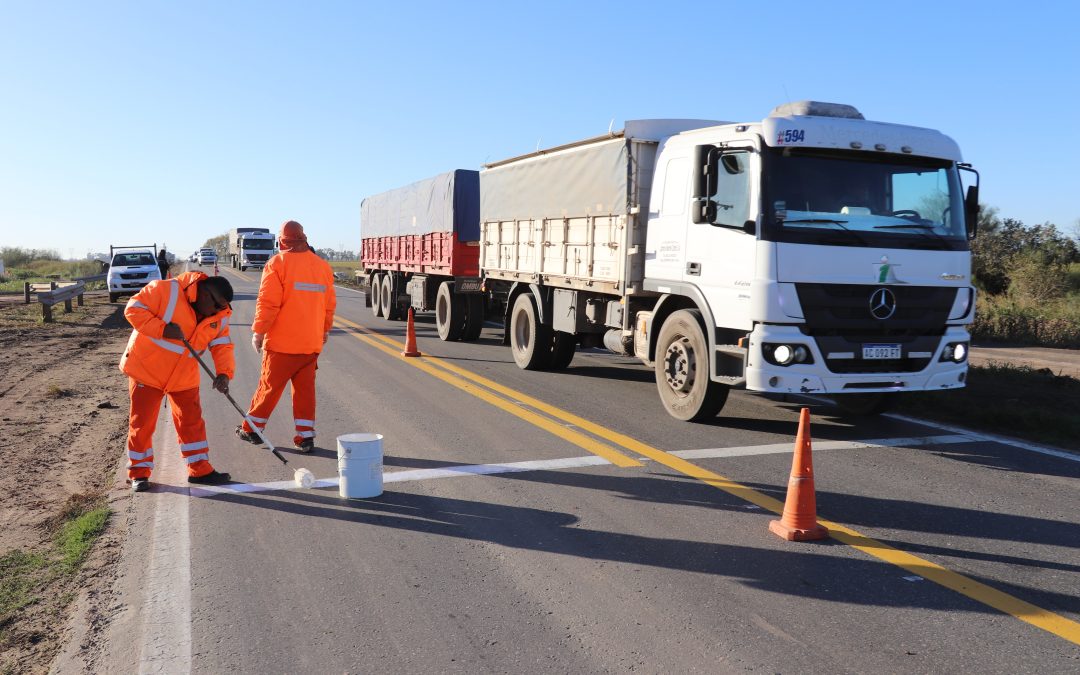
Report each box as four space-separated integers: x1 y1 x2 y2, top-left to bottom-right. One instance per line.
480 101 979 420
227 227 276 271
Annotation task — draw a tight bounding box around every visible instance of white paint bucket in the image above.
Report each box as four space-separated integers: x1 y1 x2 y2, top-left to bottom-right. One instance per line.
337 433 383 499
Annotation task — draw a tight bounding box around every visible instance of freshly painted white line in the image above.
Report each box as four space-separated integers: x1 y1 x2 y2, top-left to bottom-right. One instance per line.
188 435 975 498
334 284 367 295
138 421 192 674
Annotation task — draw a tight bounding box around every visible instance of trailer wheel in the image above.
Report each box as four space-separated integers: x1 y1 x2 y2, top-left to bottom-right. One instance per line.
510 293 552 370
830 393 896 417
655 309 728 421
462 294 485 342
371 274 383 317
436 282 464 341
381 274 401 320
549 331 576 370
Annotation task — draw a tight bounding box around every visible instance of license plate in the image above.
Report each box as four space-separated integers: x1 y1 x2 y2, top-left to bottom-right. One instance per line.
862 344 901 359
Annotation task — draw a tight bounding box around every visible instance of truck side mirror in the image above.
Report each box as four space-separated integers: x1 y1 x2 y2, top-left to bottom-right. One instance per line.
958 164 980 240
964 184 979 239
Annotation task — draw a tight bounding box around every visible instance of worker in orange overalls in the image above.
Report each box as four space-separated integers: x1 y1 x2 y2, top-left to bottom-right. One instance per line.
237 221 336 452
121 271 236 492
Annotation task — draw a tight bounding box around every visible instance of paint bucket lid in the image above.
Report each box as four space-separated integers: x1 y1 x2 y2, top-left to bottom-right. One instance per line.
337 433 383 460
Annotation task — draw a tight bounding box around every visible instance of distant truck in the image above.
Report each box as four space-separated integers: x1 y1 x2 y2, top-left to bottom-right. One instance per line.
107 244 162 303
360 170 484 339
365 102 980 421
227 228 276 271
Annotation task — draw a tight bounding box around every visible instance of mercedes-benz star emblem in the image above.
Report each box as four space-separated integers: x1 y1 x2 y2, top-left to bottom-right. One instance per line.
869 288 897 320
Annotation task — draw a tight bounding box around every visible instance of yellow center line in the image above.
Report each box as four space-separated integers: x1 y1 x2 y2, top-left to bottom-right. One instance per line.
334 314 1080 646
331 319 639 467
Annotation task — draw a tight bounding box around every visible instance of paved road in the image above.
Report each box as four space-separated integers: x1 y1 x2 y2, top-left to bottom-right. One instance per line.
89 264 1080 673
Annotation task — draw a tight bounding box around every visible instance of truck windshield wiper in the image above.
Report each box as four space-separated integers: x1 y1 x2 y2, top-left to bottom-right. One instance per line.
781 217 869 246
873 223 934 230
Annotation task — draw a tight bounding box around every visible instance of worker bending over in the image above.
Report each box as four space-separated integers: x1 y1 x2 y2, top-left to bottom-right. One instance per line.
121 271 236 492
237 220 336 452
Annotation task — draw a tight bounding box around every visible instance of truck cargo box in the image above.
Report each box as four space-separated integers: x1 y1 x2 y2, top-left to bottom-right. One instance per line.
480 120 721 296
361 169 480 276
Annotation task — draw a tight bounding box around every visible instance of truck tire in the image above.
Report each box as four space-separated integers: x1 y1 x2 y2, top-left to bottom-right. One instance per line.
510 293 552 370
109 293 119 303
240 265 247 272
381 274 401 320
462 294 485 341
436 282 464 341
549 331 576 370
830 393 896 417
371 273 383 317
655 309 729 421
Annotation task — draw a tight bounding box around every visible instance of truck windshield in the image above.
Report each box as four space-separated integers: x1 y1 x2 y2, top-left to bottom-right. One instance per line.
762 148 968 251
242 239 275 250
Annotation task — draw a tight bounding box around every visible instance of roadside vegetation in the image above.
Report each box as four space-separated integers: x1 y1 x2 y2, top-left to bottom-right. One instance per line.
0 494 110 670
0 248 107 293
970 213 1080 347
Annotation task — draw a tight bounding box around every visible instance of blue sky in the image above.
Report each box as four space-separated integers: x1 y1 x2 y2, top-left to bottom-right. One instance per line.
2 1 1077 258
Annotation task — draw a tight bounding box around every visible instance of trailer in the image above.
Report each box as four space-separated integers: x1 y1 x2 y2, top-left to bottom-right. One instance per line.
360 170 485 340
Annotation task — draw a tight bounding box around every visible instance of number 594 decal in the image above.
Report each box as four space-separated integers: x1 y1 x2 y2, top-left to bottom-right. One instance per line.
776 129 805 144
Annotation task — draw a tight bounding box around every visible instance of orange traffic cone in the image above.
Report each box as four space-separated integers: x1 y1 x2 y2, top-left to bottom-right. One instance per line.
401 307 421 357
769 407 828 541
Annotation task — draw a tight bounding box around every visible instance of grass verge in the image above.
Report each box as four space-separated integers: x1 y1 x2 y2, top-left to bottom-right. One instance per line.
0 495 110 662
893 363 1080 448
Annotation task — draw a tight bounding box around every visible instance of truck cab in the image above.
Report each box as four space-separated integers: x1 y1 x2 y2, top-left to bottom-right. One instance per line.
642 101 979 417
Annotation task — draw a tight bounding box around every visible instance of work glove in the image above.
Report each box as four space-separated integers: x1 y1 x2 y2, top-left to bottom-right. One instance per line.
162 322 183 340
252 333 264 354
323 331 329 344
212 374 229 395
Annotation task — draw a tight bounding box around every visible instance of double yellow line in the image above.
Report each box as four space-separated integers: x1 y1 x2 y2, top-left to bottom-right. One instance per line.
332 313 1080 647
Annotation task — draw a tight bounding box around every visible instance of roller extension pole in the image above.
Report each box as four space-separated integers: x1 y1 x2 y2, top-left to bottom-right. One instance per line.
181 337 288 465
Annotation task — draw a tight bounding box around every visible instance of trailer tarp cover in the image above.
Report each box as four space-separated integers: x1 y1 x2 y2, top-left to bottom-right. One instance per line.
361 169 480 240
480 138 630 222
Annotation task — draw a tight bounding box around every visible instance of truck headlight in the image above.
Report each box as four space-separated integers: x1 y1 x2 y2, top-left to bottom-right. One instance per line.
939 342 968 363
763 343 812 366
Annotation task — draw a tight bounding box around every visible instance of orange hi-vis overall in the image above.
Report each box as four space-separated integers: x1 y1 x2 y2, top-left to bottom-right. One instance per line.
120 272 234 480
243 249 336 446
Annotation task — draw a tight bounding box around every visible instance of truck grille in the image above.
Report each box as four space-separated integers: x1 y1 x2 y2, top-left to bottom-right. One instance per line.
795 283 957 374
120 272 149 280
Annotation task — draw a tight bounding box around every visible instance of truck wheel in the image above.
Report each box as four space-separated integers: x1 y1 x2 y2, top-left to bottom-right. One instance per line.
549 331 576 370
462 294 485 341
240 265 246 272
510 293 552 370
109 293 119 303
655 309 728 421
831 393 896 416
436 282 464 341
371 274 383 317
381 274 401 320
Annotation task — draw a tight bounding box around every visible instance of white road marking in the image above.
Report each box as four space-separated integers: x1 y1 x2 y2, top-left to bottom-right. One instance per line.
188 433 978 498
883 413 1080 463
138 414 192 674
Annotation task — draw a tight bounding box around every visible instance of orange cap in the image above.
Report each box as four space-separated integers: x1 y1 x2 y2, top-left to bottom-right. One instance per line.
278 220 307 251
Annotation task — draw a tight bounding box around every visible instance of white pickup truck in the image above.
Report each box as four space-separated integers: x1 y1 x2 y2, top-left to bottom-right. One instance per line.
107 245 162 303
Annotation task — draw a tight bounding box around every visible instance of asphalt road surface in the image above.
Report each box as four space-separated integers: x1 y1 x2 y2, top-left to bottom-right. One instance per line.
96 263 1080 674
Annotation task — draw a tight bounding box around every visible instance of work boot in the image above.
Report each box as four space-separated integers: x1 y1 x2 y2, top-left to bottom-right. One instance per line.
130 478 150 493
235 424 261 445
295 438 315 453
188 470 232 485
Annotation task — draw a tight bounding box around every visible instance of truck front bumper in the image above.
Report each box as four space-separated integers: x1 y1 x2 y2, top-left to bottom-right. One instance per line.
743 324 970 395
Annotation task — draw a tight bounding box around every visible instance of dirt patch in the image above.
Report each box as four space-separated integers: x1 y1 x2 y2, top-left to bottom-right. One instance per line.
0 296 130 674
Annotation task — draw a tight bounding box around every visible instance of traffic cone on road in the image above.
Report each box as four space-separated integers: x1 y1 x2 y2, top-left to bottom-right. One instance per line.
769 407 828 541
401 307 421 357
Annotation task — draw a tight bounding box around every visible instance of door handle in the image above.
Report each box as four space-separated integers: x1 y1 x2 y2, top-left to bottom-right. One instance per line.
686 262 701 275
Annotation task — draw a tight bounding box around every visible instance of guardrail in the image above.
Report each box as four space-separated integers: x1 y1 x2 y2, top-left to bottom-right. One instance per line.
23 281 57 303
36 281 86 322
